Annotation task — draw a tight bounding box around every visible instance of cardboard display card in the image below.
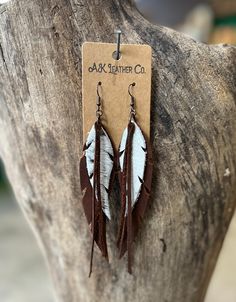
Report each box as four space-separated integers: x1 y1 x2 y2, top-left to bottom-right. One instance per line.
82 42 152 149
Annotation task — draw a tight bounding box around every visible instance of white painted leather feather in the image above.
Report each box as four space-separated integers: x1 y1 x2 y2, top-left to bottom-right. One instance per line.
119 120 147 214
85 125 114 220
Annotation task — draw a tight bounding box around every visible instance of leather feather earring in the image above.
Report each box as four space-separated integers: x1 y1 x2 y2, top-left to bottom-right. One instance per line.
117 82 153 274
80 82 115 277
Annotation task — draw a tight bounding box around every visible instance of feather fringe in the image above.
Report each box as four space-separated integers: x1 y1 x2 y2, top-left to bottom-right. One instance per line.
80 121 114 276
117 119 153 273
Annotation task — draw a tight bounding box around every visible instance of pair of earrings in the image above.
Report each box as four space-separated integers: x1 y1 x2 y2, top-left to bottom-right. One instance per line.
80 82 153 277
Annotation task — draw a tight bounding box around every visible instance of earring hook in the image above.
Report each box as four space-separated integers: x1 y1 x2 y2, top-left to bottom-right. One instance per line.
96 82 102 120
128 82 136 98
97 81 102 99
128 82 136 120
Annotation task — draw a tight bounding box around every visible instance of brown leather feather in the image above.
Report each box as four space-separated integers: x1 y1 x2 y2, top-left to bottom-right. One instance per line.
80 121 114 276
117 120 153 272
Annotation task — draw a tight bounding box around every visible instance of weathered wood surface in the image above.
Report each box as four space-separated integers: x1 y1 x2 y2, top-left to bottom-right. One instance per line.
0 1 236 301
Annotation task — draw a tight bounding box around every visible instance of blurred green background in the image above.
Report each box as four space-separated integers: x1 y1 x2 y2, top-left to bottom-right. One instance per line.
0 160 8 191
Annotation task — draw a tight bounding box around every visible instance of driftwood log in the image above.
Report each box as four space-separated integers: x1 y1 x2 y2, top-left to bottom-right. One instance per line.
0 1 236 301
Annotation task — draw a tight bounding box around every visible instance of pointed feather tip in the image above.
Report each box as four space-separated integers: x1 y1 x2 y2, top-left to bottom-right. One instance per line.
118 244 126 259
103 252 109 262
88 258 109 278
128 267 132 275
118 246 133 274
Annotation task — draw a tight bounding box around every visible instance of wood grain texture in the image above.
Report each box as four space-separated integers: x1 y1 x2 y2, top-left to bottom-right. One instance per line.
0 0 236 301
